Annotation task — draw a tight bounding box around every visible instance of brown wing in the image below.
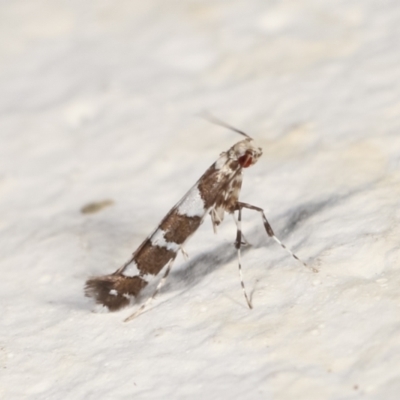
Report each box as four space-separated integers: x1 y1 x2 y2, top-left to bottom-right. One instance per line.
210 171 243 232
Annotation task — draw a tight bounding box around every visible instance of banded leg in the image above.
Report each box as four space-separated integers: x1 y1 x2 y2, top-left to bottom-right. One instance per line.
231 214 250 247
234 206 253 309
124 258 175 322
235 201 317 273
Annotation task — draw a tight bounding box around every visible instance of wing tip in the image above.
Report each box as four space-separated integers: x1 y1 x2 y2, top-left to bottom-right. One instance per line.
85 274 148 311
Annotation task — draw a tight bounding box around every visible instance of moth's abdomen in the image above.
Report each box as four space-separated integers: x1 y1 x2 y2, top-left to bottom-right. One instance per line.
85 274 148 311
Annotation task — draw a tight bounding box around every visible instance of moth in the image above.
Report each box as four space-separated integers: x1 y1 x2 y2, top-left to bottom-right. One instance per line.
85 118 316 321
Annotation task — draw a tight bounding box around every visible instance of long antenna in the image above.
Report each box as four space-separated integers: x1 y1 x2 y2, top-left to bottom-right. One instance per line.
200 112 252 139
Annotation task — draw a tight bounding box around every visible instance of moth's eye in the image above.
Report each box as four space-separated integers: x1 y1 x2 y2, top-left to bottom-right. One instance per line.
238 153 253 168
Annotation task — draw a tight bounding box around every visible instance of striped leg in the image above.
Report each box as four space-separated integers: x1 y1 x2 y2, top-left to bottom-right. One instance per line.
124 258 175 322
234 206 253 309
231 214 250 246
235 202 318 273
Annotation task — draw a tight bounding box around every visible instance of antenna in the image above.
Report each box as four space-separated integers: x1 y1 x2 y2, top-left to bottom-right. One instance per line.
200 112 252 139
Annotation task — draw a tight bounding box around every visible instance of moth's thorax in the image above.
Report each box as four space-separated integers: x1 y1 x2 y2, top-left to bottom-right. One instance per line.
216 138 262 170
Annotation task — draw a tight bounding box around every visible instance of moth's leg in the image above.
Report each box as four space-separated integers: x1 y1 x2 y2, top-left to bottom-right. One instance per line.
233 207 253 309
180 246 189 260
231 214 250 246
235 202 317 273
124 258 175 322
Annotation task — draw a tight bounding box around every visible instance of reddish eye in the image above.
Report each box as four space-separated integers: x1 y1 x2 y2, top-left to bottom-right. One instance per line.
238 153 253 168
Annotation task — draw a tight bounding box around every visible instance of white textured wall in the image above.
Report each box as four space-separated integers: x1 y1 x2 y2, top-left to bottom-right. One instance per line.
1 1 400 399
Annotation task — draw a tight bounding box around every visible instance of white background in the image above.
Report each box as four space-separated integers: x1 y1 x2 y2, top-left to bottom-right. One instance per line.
1 1 400 399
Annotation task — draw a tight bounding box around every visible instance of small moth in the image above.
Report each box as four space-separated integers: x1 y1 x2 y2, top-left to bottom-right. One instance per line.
85 117 317 321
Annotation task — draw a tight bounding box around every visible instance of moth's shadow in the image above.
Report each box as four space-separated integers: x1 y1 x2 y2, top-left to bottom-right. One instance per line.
163 197 333 295
166 241 239 293
154 175 382 299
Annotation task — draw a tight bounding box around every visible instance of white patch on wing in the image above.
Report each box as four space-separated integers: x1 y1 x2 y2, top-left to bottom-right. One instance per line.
151 229 180 252
124 261 142 277
177 186 205 217
215 153 228 170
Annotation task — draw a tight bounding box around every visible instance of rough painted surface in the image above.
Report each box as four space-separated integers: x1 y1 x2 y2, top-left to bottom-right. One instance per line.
1 1 400 399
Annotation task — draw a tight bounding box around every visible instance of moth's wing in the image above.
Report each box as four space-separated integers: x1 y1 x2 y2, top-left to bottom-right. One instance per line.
122 156 239 270
160 154 238 223
210 171 243 231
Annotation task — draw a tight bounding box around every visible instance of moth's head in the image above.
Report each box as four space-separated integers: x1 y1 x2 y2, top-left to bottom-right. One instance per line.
202 114 262 169
230 139 263 168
